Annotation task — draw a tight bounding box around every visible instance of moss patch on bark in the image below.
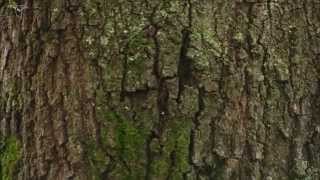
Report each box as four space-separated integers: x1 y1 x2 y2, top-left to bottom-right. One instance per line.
0 136 22 180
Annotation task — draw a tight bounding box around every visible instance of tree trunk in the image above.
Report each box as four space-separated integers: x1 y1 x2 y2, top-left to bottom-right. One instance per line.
1 0 320 179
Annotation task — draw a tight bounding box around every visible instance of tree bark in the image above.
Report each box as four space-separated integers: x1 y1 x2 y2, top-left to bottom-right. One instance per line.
1 0 320 180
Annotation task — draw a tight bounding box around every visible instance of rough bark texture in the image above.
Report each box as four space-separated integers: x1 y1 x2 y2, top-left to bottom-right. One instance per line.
1 0 320 180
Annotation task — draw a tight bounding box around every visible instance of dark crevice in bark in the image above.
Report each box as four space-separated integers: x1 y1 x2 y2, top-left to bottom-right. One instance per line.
287 27 298 93
157 80 169 132
188 86 205 175
13 110 22 140
244 2 255 61
185 128 196 178
144 8 164 177
177 0 193 104
147 10 169 132
177 29 192 104
119 47 129 102
287 23 304 179
147 4 161 81
166 150 176 180
0 35 12 79
144 130 158 180
151 27 161 82
186 0 193 29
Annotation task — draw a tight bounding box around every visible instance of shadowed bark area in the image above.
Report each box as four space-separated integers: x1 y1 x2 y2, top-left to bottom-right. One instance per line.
1 0 320 180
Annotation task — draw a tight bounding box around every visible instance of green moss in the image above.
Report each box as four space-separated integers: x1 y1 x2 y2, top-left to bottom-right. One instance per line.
95 109 191 179
86 141 109 180
94 109 148 179
152 157 170 178
151 119 191 178
103 110 147 162
170 123 191 173
0 136 22 180
84 102 111 179
103 111 119 123
114 114 146 179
